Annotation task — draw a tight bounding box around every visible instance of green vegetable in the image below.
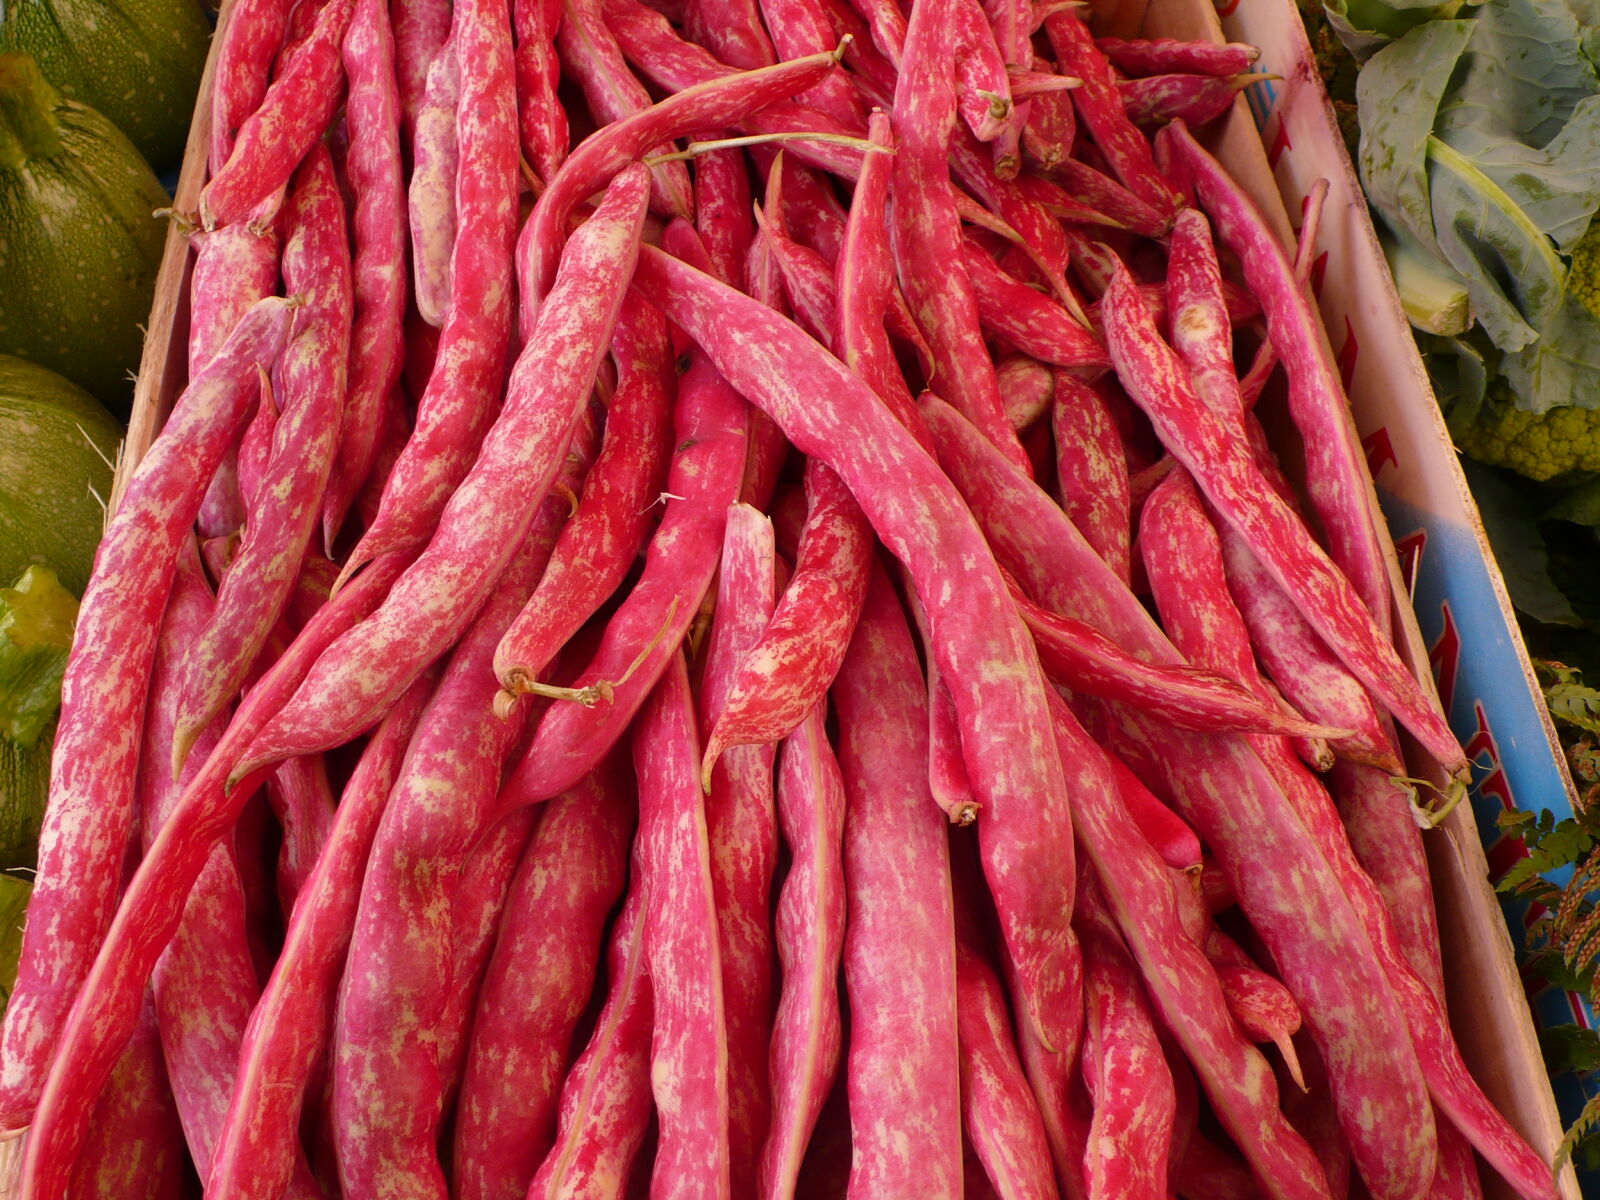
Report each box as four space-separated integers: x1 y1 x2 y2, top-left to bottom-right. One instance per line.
0 0 211 172
0 353 122 596
0 566 76 748
0 873 30 1009
0 51 168 407
1378 220 1471 335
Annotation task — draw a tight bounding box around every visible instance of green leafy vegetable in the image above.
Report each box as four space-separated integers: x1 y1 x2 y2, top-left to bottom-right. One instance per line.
0 565 77 747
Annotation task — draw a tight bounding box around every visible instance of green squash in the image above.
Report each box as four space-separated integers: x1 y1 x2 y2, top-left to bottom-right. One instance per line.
0 0 211 171
0 353 123 597
0 53 168 408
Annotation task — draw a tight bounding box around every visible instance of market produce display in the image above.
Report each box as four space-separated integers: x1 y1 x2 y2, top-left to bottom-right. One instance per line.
0 0 1566 1198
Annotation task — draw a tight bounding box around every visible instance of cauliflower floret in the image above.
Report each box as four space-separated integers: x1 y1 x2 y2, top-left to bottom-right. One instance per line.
1455 397 1600 482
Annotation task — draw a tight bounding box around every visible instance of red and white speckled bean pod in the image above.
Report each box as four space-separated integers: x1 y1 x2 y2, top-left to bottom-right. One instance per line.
263 754 338 914
231 165 647 784
636 652 731 1199
208 0 295 172
453 759 634 1200
698 504 779 1198
341 0 519 578
629 245 1077 1055
393 0 451 130
1120 72 1257 129
206 670 434 1200
1100 261 1467 780
1003 566 1340 740
1078 874 1175 1200
962 242 1107 368
512 0 569 181
1050 374 1131 582
757 0 869 130
996 355 1054 430
172 147 352 773
954 931 1060 1200
330 466 585 1200
15 541 408 1196
1043 9 1178 219
559 0 695 219
684 0 773 69
760 700 847 1199
702 461 870 781
1104 750 1202 873
1023 59 1077 171
322 0 407 548
493 293 675 692
518 48 842 318
408 36 459 327
494 336 749 807
66 993 186 1200
890 0 1028 475
525 882 655 1200
200 0 354 229
949 0 1011 142
1097 36 1259 78
0 296 292 1134
834 563 962 1200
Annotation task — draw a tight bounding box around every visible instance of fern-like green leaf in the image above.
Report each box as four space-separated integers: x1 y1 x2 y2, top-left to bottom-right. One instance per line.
1539 1024 1600 1074
1556 1090 1600 1173
1498 818 1597 890
1545 680 1600 738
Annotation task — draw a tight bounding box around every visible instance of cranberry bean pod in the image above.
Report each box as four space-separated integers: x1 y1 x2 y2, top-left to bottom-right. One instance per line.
961 244 1106 368
263 755 339 914
231 166 647 782
493 293 674 692
526 884 655 1200
558 0 695 218
200 0 354 229
1097 36 1260 78
1103 751 1202 873
15 550 408 1195
1023 66 1077 171
1042 10 1178 219
832 113 926 436
1158 121 1394 631
208 0 295 171
519 49 843 316
0 298 292 1132
695 142 759 287
997 355 1054 430
1212 963 1305 1087
636 652 731 1199
1029 161 1170 238
954 934 1061 1200
136 555 296 1188
1051 374 1131 582
842 0 905 67
950 0 1012 142
513 0 569 181
1045 692 1333 1200
703 461 871 781
833 563 962 1200
1004 567 1339 739
947 135 1078 300
1078 875 1176 1200
760 701 847 1199
1166 207 1246 426
393 0 452 129
1138 469 1338 774
1120 72 1258 129
630 244 1077 1055
67 993 186 1200
453 761 634 1200
926 648 981 825
323 0 407 548
756 0 869 129
700 504 780 1198
329 473 581 1200
172 148 353 772
206 671 434 1200
190 219 281 542
753 203 836 345
684 0 774 70
926 392 1436 1200
1100 262 1468 779
234 371 277 517
1217 524 1402 772
890 0 1029 475
341 0 520 578
408 37 459 328
493 342 749 807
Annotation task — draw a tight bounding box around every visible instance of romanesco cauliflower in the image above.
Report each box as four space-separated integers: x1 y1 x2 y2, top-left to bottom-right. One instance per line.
1452 225 1600 482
